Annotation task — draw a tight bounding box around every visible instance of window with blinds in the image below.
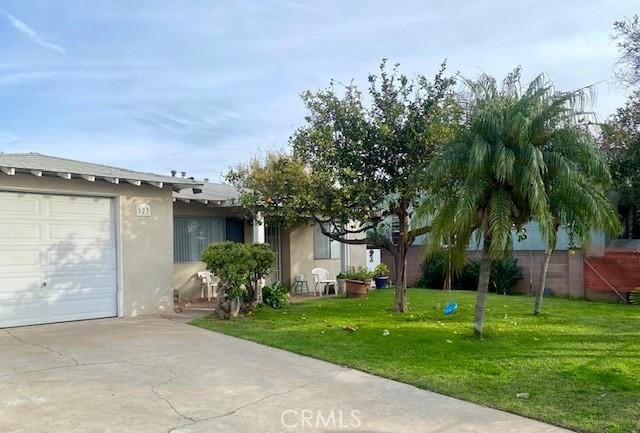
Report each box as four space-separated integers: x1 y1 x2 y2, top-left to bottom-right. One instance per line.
174 216 226 262
313 223 341 259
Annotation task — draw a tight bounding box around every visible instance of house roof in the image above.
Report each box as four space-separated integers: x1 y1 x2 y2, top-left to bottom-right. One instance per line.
0 153 199 191
173 181 240 206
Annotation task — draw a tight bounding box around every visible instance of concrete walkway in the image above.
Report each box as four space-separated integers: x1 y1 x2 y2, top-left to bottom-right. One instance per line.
0 317 572 433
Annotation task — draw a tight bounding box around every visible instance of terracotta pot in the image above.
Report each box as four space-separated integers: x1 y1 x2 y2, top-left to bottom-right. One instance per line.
346 279 369 298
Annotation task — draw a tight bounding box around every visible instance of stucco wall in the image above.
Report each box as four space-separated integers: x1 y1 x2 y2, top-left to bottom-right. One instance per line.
288 224 338 289
286 224 367 290
347 242 368 270
0 173 175 317
174 262 207 300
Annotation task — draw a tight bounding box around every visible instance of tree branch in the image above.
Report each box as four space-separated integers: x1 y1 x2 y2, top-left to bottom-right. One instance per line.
318 224 396 253
407 224 431 244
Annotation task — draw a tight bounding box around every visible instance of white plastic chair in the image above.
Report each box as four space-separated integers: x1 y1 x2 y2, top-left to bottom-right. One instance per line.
311 268 337 296
197 271 218 301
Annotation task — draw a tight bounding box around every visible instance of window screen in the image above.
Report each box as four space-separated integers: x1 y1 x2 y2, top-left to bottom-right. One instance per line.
174 217 226 262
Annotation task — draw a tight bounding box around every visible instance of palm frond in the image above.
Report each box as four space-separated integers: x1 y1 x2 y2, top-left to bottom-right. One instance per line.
422 68 617 265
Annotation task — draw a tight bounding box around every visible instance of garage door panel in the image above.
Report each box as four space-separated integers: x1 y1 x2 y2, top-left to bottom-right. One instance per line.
44 246 117 269
0 276 43 300
0 223 42 241
48 223 113 242
0 193 40 215
50 296 117 322
0 248 41 268
47 195 112 216
47 274 116 292
0 191 117 328
0 299 47 328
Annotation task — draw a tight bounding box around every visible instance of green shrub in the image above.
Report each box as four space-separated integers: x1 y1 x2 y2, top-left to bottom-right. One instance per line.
201 241 277 318
453 260 481 290
246 243 276 302
416 253 447 289
201 241 251 299
490 257 524 295
417 255 523 294
263 282 290 308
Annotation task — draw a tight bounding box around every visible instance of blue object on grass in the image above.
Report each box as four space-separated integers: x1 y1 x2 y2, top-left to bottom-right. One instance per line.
443 302 458 315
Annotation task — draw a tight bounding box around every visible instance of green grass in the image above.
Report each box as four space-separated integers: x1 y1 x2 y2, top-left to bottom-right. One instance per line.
192 289 640 433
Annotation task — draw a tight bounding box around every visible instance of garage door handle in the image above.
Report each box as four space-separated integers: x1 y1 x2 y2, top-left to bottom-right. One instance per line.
42 281 48 287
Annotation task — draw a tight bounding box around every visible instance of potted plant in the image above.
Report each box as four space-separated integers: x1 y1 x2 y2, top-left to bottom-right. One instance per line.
344 266 373 298
336 272 347 295
373 263 390 289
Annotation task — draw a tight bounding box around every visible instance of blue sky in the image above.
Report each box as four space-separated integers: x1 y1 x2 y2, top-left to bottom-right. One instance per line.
0 1 637 181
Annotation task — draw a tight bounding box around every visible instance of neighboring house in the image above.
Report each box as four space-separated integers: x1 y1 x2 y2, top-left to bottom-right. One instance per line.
172 183 368 300
0 153 197 328
0 153 367 328
382 218 637 302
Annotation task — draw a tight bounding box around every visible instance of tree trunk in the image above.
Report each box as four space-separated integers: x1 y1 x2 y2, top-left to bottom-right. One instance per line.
534 247 553 315
393 197 410 313
474 237 492 338
393 198 409 313
444 246 452 291
393 249 408 312
253 275 264 303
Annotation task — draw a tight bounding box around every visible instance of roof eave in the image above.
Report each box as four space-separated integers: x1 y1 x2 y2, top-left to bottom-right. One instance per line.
0 166 201 191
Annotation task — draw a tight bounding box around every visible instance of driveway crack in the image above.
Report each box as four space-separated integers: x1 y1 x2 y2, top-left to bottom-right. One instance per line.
131 362 197 425
6 330 80 366
0 350 215 379
166 371 342 433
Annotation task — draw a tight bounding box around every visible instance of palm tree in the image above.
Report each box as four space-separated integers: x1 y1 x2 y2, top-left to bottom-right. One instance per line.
425 68 606 337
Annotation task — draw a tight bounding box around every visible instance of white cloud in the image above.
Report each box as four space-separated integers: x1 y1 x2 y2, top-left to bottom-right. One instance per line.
1 9 66 54
1 0 637 179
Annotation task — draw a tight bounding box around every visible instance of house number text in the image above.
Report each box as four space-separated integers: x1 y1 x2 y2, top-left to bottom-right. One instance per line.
136 204 151 217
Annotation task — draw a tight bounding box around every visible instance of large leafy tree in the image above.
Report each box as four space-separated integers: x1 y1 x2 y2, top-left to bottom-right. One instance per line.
602 91 640 235
228 60 460 312
603 15 640 241
425 69 610 337
613 15 640 86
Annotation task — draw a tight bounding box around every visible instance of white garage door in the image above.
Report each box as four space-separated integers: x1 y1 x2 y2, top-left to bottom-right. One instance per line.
0 191 118 328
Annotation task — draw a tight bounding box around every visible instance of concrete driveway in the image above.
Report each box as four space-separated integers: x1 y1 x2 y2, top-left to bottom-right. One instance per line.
0 317 571 433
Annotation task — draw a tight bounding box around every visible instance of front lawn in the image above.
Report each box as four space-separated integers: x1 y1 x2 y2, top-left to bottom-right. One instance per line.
192 289 640 433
